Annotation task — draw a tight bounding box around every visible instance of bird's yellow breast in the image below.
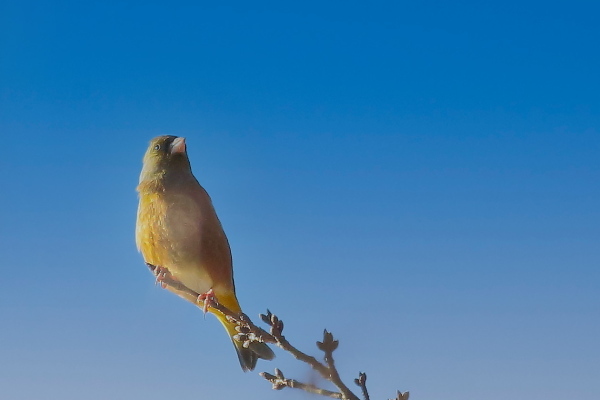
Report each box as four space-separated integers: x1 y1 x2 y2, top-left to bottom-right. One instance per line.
136 187 216 294
136 191 168 266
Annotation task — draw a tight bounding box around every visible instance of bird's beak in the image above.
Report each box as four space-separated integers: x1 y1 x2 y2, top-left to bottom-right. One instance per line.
171 137 186 154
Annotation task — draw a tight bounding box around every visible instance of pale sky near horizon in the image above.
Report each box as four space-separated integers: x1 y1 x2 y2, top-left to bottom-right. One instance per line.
1 1 599 399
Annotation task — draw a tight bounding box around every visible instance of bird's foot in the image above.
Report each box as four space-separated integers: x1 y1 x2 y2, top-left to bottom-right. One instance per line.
152 265 173 289
146 263 199 298
197 288 217 315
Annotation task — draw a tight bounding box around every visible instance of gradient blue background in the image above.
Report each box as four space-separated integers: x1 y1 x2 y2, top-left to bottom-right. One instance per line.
1 1 599 399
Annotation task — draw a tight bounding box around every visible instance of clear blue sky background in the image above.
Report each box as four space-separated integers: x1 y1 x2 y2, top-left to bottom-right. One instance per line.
1 1 598 399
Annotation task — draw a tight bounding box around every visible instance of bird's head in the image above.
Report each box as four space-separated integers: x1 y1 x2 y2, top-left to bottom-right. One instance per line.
139 135 192 183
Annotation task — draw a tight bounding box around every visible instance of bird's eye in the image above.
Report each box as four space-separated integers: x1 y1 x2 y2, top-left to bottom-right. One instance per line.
154 144 161 151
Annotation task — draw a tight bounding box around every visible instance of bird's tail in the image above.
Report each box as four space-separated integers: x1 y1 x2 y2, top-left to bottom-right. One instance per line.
212 292 275 371
214 312 275 371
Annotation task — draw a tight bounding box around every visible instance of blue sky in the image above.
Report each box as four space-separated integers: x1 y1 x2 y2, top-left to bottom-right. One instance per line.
1 1 599 399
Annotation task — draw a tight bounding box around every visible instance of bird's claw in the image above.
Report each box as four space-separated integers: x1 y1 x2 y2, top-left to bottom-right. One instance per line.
152 265 172 289
197 289 216 315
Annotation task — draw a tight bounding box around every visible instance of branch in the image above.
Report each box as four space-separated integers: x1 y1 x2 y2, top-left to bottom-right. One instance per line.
354 372 370 400
147 263 408 400
261 368 342 399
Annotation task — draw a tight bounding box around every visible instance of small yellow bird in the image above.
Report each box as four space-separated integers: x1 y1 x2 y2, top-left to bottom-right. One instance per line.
136 135 274 371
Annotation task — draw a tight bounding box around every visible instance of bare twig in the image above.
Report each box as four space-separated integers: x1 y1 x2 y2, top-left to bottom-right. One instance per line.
260 368 342 398
261 311 331 378
147 263 407 400
318 330 359 400
354 372 370 400
390 390 410 400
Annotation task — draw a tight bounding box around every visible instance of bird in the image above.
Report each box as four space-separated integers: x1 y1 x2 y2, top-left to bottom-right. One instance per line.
135 135 275 371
